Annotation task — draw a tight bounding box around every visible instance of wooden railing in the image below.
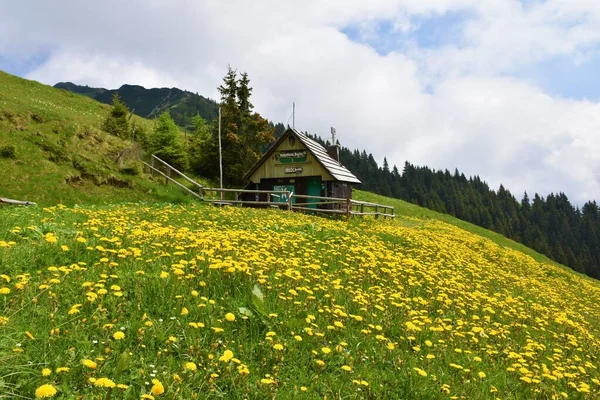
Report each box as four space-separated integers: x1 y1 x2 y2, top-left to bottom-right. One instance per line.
143 155 393 218
142 155 204 200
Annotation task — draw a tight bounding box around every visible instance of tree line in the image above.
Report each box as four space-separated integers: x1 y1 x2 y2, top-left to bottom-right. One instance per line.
101 67 600 280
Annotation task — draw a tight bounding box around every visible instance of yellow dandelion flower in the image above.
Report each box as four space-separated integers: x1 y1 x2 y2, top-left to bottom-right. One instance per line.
273 344 284 350
82 359 97 369
321 347 331 354
225 312 236 322
219 350 234 362
35 384 57 398
94 377 116 388
184 362 197 372
151 379 165 395
41 368 52 376
341 365 352 372
113 331 125 340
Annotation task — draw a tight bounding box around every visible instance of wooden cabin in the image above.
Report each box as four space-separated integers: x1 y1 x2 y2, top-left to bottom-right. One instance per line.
242 128 361 208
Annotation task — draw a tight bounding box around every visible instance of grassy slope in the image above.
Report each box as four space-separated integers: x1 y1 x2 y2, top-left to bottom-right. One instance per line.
0 70 191 206
2 202 600 399
354 190 559 264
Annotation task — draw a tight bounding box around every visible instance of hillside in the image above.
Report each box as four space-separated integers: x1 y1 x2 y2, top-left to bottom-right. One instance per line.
2 198 600 398
0 70 191 205
54 81 219 127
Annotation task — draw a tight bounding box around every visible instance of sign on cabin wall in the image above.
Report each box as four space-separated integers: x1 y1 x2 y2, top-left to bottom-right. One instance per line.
276 150 307 163
285 167 303 174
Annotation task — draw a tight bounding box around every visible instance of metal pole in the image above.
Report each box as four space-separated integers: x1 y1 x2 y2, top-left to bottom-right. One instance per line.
218 106 223 201
292 102 295 129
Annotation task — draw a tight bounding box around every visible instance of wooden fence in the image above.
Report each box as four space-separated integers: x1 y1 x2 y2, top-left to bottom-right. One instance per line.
143 155 394 219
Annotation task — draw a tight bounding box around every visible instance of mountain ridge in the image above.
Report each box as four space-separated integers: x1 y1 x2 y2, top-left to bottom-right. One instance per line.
54 81 219 127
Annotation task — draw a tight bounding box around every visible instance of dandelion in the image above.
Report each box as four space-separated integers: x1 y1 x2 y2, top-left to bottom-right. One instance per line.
82 359 97 369
219 350 234 362
42 368 52 376
94 378 116 388
478 372 486 379
0 287 10 295
225 312 235 322
321 347 331 354
341 365 352 372
113 331 125 340
184 362 197 372
35 384 57 398
151 379 164 395
273 344 284 350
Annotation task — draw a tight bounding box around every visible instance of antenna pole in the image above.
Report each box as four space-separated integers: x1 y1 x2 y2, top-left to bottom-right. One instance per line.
293 102 295 129
218 106 223 200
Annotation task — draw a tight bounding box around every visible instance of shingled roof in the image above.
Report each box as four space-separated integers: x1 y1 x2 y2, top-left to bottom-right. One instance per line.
243 128 361 184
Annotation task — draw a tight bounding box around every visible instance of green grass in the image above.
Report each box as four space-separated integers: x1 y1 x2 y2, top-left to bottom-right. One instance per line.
0 70 191 206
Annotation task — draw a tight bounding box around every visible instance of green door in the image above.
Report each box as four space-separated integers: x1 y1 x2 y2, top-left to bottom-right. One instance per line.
273 185 295 204
307 177 321 209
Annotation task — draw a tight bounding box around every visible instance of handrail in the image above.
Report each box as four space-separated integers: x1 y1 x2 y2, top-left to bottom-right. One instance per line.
142 161 203 200
151 155 203 190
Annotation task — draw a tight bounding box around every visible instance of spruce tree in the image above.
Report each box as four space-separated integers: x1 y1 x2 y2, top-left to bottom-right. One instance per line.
102 93 131 139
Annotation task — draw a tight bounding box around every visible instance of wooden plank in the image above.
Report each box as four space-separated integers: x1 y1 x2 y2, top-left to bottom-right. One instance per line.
0 197 37 206
292 206 347 214
205 200 287 206
203 187 290 195
293 194 347 202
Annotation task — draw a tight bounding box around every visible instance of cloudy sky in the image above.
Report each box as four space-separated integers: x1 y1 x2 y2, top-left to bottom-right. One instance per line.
1 0 600 204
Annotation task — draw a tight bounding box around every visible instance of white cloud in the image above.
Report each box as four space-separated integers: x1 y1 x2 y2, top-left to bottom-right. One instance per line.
1 0 600 203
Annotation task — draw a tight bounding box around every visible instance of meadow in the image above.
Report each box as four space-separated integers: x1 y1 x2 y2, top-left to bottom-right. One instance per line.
1 202 600 399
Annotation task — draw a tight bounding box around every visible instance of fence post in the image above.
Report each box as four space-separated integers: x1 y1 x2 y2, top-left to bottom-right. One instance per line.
375 205 379 219
287 191 292 211
360 203 364 215
346 197 351 218
151 156 155 177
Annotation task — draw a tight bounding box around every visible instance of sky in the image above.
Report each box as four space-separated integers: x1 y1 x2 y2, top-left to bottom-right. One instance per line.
1 0 600 205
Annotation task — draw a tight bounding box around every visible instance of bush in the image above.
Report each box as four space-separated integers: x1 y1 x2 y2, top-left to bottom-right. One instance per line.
0 144 16 159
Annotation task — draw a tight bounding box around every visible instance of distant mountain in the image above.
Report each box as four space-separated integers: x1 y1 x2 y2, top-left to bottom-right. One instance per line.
54 82 219 127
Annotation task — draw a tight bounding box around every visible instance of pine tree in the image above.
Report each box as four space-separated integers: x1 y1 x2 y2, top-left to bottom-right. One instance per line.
148 112 188 171
102 93 131 139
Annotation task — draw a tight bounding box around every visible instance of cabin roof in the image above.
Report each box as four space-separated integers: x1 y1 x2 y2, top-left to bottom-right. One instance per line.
243 128 361 184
